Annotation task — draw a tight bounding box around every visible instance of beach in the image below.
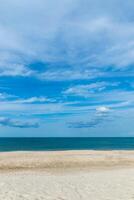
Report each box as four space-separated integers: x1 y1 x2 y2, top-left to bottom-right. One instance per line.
0 151 134 199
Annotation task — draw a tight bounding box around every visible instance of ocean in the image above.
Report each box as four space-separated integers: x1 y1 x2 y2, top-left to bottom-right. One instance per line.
0 137 134 151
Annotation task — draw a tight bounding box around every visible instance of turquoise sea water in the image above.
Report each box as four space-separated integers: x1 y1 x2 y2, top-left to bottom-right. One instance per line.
0 137 134 151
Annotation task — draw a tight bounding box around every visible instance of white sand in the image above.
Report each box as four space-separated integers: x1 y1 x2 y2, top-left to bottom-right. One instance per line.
0 151 134 200
1 168 134 200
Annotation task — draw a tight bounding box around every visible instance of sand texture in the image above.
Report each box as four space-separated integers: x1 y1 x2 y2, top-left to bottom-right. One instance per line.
0 151 134 199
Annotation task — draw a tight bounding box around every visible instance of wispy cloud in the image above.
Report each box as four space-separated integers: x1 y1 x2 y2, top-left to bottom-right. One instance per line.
39 69 97 81
0 93 16 100
64 82 119 97
0 1 134 80
0 94 55 104
14 96 55 104
0 117 39 128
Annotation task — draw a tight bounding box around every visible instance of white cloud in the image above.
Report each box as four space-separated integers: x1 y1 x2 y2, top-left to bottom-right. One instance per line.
96 106 110 113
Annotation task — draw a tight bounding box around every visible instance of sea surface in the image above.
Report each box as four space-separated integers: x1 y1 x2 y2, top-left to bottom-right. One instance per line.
0 137 134 151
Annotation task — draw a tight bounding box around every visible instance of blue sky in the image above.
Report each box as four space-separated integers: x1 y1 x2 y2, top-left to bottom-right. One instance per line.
0 0 134 136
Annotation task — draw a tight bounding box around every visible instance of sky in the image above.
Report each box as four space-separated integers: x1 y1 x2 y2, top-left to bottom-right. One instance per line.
0 0 134 137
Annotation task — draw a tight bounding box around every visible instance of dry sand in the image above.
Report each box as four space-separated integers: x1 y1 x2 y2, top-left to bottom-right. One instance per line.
0 151 134 199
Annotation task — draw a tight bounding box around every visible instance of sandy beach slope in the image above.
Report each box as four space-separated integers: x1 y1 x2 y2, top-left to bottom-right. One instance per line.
1 150 134 170
0 151 134 199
